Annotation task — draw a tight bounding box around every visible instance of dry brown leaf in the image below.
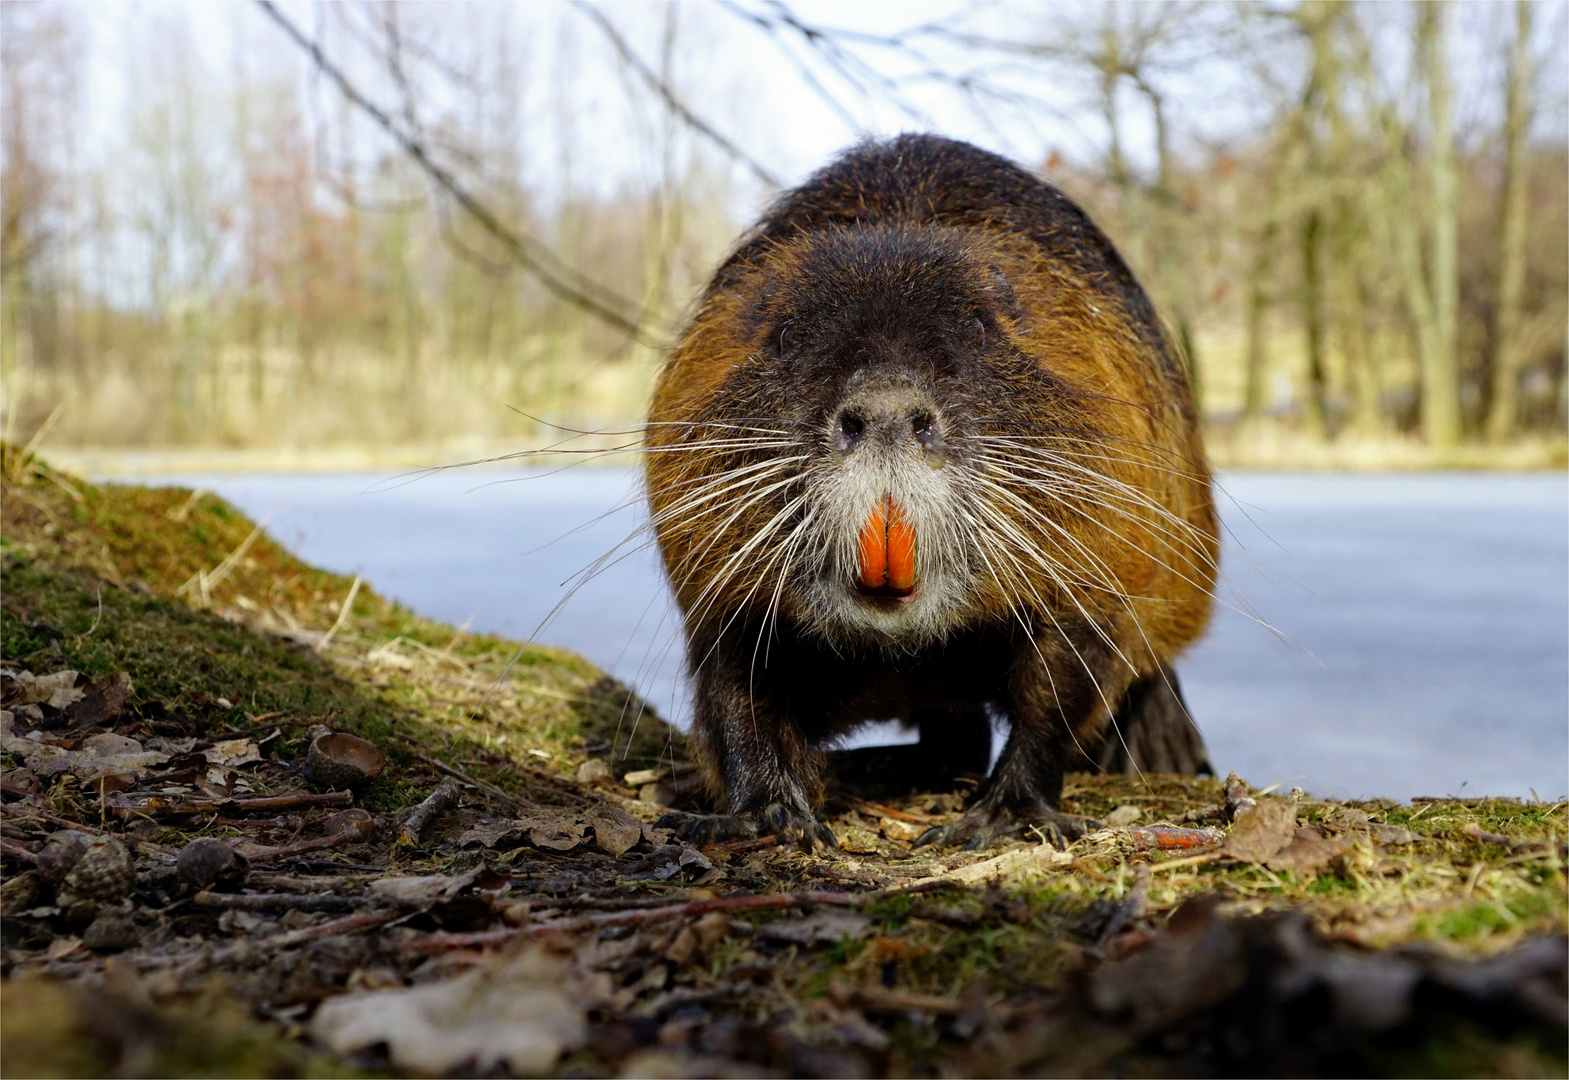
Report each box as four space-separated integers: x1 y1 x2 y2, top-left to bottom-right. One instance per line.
523 813 589 852
879 816 923 842
1265 827 1354 876
312 947 592 1074
757 911 872 946
1224 798 1297 862
65 672 132 727
584 804 643 857
2 670 85 710
1105 804 1143 828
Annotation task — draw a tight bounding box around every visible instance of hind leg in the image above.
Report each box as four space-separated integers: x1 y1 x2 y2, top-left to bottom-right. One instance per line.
1081 665 1211 775
827 705 991 799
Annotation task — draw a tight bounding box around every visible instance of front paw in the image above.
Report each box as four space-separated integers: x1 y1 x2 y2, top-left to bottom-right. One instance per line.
914 803 1100 852
657 803 838 852
655 811 757 845
760 802 839 852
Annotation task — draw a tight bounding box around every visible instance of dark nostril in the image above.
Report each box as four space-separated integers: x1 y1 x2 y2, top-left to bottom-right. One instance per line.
912 411 936 447
837 411 865 450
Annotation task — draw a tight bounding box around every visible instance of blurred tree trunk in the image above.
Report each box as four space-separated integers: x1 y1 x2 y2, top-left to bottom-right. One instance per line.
1300 207 1330 436
1340 269 1382 433
1242 217 1277 422
1415 2 1462 447
1486 0 1534 442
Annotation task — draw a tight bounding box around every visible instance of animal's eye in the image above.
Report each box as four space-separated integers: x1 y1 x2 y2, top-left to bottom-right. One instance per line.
971 316 986 348
778 326 790 354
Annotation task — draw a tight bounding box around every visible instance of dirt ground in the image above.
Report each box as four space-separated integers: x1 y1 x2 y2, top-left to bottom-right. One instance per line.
1 445 1564 1078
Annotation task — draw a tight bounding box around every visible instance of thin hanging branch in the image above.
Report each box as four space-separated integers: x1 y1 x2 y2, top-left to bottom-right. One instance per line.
571 1 783 190
254 0 654 344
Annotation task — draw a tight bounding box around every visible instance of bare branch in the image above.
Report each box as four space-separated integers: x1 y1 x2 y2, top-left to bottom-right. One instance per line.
571 1 783 189
254 0 654 344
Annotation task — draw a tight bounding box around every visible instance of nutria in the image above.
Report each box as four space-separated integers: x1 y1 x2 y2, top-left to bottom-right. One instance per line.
645 134 1218 850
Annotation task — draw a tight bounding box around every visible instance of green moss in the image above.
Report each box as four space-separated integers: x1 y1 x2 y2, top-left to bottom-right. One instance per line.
0 976 359 1079
0 444 681 801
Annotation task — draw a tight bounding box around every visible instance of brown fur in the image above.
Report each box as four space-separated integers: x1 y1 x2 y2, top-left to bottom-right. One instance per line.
644 135 1218 849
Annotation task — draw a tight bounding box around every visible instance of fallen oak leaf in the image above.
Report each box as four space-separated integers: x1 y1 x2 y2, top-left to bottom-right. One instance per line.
311 946 596 1076
757 910 873 946
1224 798 1298 863
584 803 643 857
3 670 86 710
65 672 132 728
1265 827 1355 876
524 812 589 853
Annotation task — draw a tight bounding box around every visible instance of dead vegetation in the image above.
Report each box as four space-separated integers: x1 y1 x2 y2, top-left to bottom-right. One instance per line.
1 446 1564 1077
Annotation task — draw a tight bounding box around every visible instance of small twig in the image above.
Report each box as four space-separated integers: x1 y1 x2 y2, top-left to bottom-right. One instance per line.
1149 851 1225 873
394 882 949 952
1463 822 1513 846
205 907 405 968
108 791 354 820
317 576 362 649
218 715 313 741
571 1 782 188
242 832 364 866
2 803 99 833
411 751 537 812
0 837 38 863
1224 772 1256 822
193 890 358 913
527 892 699 912
217 817 290 829
827 982 967 1016
715 834 787 854
1125 826 1225 851
847 797 934 824
268 907 404 948
244 873 362 892
397 780 460 847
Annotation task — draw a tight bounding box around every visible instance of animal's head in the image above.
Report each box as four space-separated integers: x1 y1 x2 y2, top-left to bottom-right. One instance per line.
647 224 1197 654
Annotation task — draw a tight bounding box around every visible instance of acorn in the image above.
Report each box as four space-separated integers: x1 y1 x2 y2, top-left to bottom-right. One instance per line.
305 732 386 790
324 808 376 843
177 836 249 892
35 830 88 888
55 836 134 920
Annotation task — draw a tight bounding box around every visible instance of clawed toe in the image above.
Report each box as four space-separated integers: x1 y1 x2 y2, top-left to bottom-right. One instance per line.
655 806 838 851
912 819 1017 851
913 807 1100 851
763 802 838 851
655 811 756 845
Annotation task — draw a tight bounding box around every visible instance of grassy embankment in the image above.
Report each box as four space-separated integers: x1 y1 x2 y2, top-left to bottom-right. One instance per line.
0 445 1564 1077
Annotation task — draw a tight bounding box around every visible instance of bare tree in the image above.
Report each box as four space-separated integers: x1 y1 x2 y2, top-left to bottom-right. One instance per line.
1485 0 1536 440
1408 2 1462 447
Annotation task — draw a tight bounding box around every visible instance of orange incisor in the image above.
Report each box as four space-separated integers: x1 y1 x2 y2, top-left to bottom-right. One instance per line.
858 497 916 593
